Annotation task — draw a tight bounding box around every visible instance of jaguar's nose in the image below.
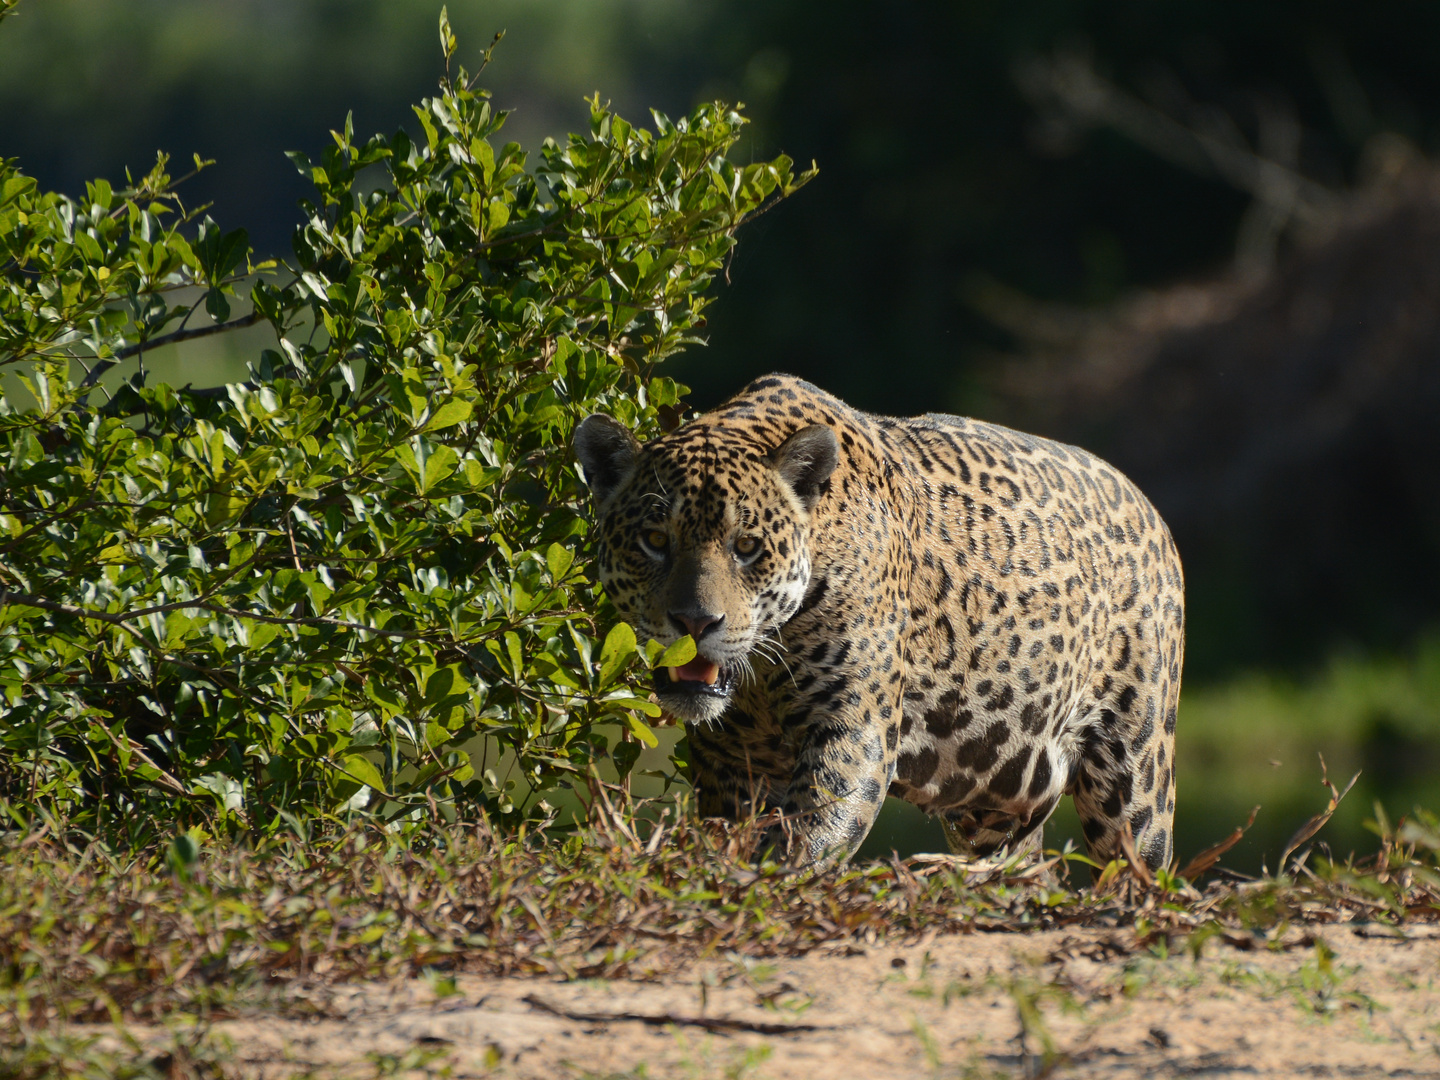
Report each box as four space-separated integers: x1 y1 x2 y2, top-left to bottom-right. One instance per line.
670 610 725 642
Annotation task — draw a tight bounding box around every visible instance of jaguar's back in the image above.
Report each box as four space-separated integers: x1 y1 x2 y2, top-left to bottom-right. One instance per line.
881 409 1183 867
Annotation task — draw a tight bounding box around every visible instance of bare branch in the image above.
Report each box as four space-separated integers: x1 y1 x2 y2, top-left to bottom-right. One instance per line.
115 310 262 360
75 311 265 391
1016 51 1343 227
73 308 266 394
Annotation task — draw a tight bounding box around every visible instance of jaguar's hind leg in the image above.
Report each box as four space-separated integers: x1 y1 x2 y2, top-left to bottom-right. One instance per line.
1069 580 1183 873
938 801 1054 864
1069 697 1178 872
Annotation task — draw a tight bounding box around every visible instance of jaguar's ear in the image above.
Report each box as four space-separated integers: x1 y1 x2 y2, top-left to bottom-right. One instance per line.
573 414 640 503
770 424 838 511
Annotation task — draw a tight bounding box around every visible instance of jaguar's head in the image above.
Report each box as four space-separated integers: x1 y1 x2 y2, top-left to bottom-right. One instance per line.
574 413 837 723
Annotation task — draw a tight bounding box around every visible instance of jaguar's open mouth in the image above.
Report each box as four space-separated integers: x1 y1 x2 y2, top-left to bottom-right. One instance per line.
653 658 739 700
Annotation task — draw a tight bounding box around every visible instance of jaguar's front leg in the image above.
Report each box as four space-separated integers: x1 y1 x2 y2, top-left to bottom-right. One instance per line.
770 686 901 865
684 712 790 824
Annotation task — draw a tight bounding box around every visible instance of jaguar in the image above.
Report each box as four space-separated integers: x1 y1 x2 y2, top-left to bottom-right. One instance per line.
574 374 1183 869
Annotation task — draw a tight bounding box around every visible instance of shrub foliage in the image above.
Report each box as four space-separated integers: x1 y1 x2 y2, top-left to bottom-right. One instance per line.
0 15 812 840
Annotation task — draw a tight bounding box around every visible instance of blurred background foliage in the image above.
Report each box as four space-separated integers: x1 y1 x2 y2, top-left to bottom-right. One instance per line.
5 0 1440 869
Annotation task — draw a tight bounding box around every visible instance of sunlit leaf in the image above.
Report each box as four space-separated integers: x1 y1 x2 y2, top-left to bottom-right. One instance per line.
598 622 637 687
654 636 696 669
341 755 387 794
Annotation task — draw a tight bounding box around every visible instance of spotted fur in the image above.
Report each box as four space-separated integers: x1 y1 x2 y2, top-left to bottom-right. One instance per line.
575 375 1183 868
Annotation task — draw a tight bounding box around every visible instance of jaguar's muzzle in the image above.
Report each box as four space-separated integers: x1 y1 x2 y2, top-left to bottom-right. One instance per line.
653 661 740 709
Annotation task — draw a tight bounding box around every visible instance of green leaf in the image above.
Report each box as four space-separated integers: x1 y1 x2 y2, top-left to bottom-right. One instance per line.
606 695 662 717
504 631 524 679
169 832 200 868
472 138 495 185
205 286 231 324
425 399 472 431
654 636 696 669
545 542 574 582
534 652 581 689
613 737 642 776
365 681 404 719
341 755 387 794
625 712 659 748
438 5 456 62
418 444 459 494
597 622 637 687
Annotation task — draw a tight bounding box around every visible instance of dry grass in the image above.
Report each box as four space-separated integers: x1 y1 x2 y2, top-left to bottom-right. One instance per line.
5 788 1440 1078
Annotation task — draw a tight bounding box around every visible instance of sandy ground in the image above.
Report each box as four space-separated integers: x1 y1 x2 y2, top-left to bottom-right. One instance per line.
98 922 1440 1079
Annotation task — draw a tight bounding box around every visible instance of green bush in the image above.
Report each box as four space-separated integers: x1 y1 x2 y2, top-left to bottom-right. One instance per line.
0 12 812 843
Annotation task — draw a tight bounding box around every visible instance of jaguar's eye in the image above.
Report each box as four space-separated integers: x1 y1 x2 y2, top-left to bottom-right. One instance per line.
641 529 669 554
734 535 761 559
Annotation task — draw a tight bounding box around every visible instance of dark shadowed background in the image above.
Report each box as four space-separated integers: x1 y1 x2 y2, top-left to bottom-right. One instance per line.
7 0 1440 870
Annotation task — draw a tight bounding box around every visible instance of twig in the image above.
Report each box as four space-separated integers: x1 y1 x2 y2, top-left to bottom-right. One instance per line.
1177 805 1261 882
113 309 264 360
78 311 265 390
176 381 257 400
93 727 189 796
285 514 304 572
521 993 827 1035
464 30 506 91
1280 755 1361 873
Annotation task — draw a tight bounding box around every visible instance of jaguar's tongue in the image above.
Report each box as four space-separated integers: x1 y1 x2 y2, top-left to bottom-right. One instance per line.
669 658 720 685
